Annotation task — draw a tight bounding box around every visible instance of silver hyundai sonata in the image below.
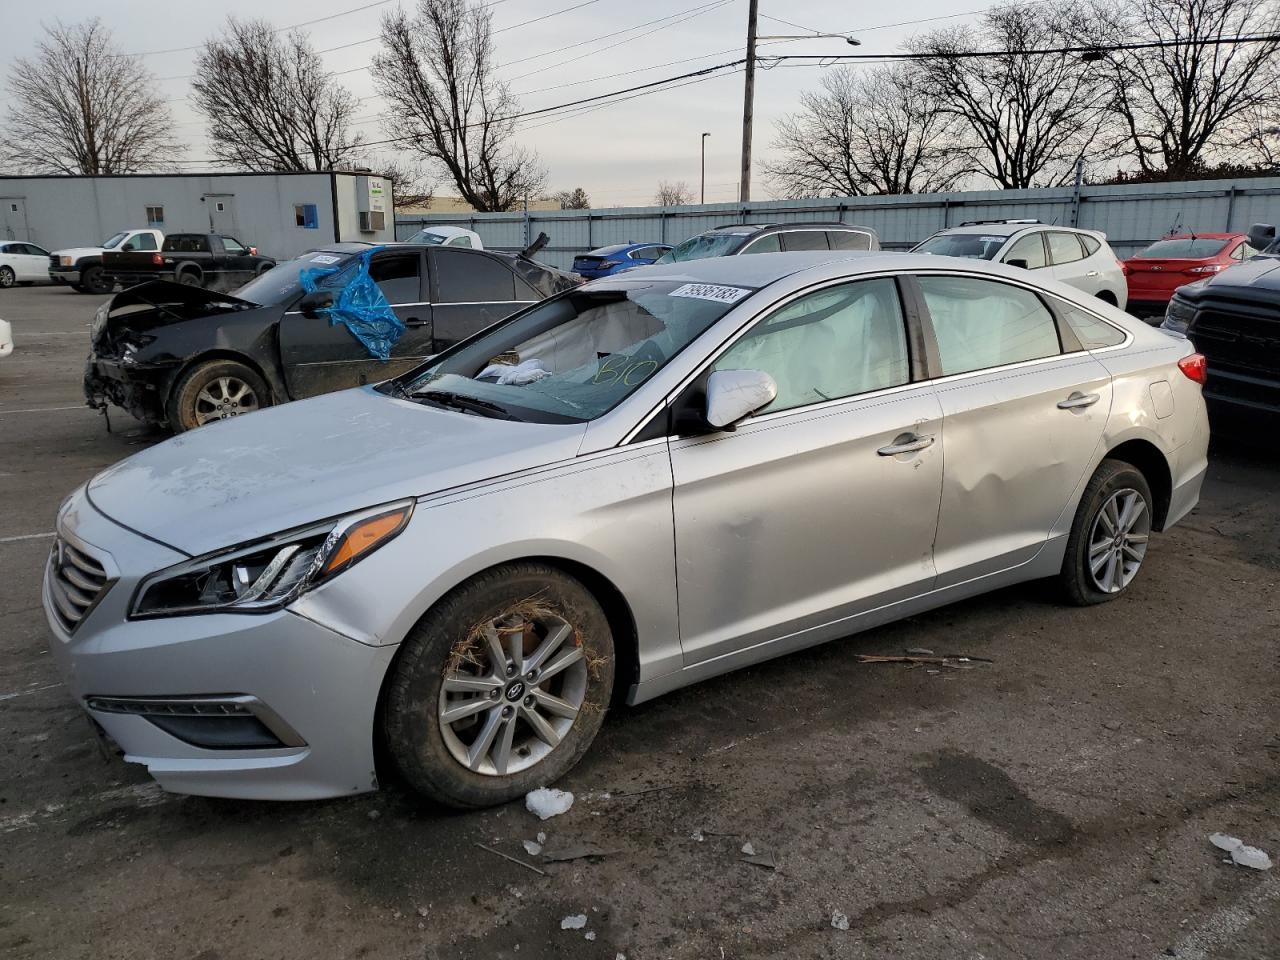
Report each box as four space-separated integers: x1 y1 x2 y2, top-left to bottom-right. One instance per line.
44 252 1209 807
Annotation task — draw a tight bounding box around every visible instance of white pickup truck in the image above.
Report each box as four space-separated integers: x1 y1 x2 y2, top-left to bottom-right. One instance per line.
48 228 165 295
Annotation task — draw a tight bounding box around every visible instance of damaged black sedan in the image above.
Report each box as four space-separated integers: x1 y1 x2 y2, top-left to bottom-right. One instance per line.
85 242 579 431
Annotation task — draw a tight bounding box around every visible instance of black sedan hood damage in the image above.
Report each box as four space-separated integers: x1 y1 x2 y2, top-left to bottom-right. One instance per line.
107 279 257 324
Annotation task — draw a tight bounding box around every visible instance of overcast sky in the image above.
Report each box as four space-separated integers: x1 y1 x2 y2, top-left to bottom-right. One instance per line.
1 0 976 206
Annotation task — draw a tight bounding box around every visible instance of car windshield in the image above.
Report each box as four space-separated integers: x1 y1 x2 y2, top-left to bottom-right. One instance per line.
1137 238 1231 259
658 232 750 263
407 230 449 245
232 250 353 305
101 232 129 249
395 279 755 422
913 233 1009 259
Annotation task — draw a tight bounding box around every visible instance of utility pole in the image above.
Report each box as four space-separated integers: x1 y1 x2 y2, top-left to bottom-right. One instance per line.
701 132 711 204
740 0 759 203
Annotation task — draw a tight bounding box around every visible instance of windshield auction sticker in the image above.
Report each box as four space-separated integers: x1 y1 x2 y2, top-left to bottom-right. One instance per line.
309 254 343 264
669 283 751 304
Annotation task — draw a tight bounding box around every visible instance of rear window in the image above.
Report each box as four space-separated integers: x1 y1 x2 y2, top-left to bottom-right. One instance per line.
164 235 210 253
1137 238 1230 259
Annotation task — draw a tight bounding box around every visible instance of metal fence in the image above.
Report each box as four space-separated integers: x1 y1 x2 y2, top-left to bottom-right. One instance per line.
396 176 1280 271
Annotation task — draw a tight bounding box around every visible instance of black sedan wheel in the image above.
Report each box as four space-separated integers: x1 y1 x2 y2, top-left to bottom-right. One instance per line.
168 359 270 432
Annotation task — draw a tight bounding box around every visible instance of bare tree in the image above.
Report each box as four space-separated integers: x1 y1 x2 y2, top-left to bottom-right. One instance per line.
0 19 182 174
366 156 435 208
192 18 362 172
653 180 694 206
372 0 546 212
1086 0 1280 178
1229 99 1280 170
553 187 591 209
765 65 967 198
913 5 1110 188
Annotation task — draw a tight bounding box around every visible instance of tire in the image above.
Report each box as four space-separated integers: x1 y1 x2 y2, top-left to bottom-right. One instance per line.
177 269 202 287
0 266 14 288
383 562 615 809
166 358 270 432
1096 290 1117 306
80 265 112 295
1057 458 1154 606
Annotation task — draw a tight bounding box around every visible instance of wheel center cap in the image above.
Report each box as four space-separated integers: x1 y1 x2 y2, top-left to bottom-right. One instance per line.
505 681 526 701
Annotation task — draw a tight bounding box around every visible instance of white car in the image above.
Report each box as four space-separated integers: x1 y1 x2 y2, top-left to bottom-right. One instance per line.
0 240 54 288
0 317 12 357
913 221 1127 310
403 225 484 249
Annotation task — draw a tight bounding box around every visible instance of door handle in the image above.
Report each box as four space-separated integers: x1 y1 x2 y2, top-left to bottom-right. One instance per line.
1057 391 1100 410
877 433 935 456
404 317 429 327
1086 270 1100 277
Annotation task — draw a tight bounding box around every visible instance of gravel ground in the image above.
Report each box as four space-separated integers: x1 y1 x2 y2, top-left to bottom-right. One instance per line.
1 285 1277 960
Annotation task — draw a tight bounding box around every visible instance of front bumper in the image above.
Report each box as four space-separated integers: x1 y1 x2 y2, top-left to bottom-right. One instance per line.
49 267 81 284
42 489 397 800
84 354 172 424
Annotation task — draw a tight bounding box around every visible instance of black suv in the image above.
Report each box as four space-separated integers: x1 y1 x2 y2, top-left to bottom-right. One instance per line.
1163 223 1280 418
657 222 880 263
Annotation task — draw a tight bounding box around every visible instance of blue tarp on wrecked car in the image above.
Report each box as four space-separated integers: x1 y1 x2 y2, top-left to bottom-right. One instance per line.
299 247 405 360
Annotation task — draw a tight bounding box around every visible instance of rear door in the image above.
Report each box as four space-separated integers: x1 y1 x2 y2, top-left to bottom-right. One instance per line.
15 242 50 280
278 249 434 398
428 248 538 349
911 272 1112 585
1047 231 1097 294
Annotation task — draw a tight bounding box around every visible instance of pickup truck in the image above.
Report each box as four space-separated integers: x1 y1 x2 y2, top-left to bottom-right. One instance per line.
49 228 165 295
102 233 275 292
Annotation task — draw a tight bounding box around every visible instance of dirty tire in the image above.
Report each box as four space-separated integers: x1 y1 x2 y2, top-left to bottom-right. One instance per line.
80 265 111 295
177 269 202 287
167 358 270 433
0 266 14 288
1057 458 1153 606
383 563 615 809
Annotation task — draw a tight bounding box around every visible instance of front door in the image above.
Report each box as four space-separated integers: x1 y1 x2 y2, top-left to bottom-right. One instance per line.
911 273 1113 585
428 248 539 350
279 250 436 399
670 276 944 665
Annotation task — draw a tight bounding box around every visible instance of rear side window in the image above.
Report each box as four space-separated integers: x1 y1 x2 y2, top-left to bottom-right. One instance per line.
1004 233 1047 269
781 231 829 252
918 275 1061 376
827 230 872 251
434 248 516 303
369 253 422 303
741 233 781 254
1055 301 1126 349
164 235 210 253
1080 235 1101 256
1047 232 1087 265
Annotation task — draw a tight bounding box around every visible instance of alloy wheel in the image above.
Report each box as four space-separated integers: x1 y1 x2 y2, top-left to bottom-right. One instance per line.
0 267 13 288
1087 487 1150 593
438 609 587 776
193 376 260 425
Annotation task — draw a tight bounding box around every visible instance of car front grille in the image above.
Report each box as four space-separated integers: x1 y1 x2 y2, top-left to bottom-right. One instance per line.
47 538 113 633
49 255 58 271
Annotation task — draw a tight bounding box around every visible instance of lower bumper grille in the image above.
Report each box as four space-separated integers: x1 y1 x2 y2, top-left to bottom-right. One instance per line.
47 538 113 633
85 695 307 750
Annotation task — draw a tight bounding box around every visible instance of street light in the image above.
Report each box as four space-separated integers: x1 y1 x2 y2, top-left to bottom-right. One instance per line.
701 132 711 205
756 34 861 45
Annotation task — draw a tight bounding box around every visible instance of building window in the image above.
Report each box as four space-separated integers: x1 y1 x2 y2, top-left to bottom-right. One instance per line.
294 203 319 229
145 205 164 226
215 201 226 212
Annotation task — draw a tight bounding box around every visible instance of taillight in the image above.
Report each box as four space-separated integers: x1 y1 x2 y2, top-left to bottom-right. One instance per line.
151 253 163 265
1178 353 1207 384
1186 263 1223 273
249 246 258 256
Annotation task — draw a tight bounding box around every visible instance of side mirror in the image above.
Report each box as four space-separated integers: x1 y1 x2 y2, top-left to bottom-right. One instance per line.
122 243 135 252
299 291 332 318
1247 222 1275 252
705 369 778 430
1005 257 1029 270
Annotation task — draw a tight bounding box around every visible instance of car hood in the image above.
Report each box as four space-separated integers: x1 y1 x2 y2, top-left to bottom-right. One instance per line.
51 247 108 260
1189 254 1280 295
86 387 587 556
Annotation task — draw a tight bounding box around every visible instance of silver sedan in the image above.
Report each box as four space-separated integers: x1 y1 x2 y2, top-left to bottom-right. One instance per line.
43 252 1209 806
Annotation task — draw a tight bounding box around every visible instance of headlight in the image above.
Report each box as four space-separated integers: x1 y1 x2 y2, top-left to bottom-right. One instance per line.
1163 296 1195 335
90 303 109 342
60 256 73 267
130 500 414 618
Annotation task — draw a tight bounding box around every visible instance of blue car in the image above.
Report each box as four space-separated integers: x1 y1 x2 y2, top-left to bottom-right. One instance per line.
571 242 672 278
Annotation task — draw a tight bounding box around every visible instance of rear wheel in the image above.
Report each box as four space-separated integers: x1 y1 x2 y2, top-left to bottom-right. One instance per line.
1096 290 1117 306
80 265 112 295
167 359 270 432
1057 459 1153 605
0 266 14 288
383 563 614 809
177 269 202 287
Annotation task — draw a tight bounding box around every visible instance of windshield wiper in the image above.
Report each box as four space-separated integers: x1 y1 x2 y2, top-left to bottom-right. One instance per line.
412 389 519 420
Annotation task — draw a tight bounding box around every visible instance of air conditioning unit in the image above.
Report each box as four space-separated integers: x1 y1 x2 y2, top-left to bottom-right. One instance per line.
359 210 385 232
355 175 387 233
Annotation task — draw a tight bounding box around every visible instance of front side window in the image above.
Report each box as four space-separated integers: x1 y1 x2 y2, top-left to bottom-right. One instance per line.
1004 233 1047 269
222 237 247 254
740 233 781 255
368 253 421 303
712 278 909 414
918 275 1061 376
434 249 515 302
132 234 158 252
101 231 129 250
398 280 754 422
1047 232 1086 265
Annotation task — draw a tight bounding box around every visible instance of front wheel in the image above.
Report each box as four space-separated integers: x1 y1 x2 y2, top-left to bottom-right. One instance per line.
382 563 615 809
1057 459 1153 606
167 359 270 432
79 265 112 295
0 266 14 288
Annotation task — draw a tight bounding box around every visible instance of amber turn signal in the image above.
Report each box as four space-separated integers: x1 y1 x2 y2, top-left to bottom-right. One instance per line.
322 505 413 575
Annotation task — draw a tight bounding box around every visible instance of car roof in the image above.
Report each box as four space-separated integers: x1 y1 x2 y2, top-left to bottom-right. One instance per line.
588 251 873 287
1154 233 1241 241
410 225 475 237
703 221 875 236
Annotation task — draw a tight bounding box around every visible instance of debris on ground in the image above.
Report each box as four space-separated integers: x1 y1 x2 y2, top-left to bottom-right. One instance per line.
473 842 546 876
416 906 429 918
741 842 755 856
1103 720 1123 731
526 787 574 820
537 832 546 844
690 828 705 842
585 931 597 941
831 910 850 931
541 841 620 862
561 914 588 930
522 839 543 856
857 654 992 667
905 647 934 656
1208 833 1273 869
742 848 777 870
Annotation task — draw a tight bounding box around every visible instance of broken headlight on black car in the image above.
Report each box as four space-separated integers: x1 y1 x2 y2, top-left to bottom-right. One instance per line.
130 500 414 618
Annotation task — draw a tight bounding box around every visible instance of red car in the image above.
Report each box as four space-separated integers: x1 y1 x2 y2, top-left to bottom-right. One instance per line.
1124 233 1258 319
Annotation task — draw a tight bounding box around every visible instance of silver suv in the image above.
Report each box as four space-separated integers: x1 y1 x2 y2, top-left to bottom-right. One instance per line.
914 220 1127 310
